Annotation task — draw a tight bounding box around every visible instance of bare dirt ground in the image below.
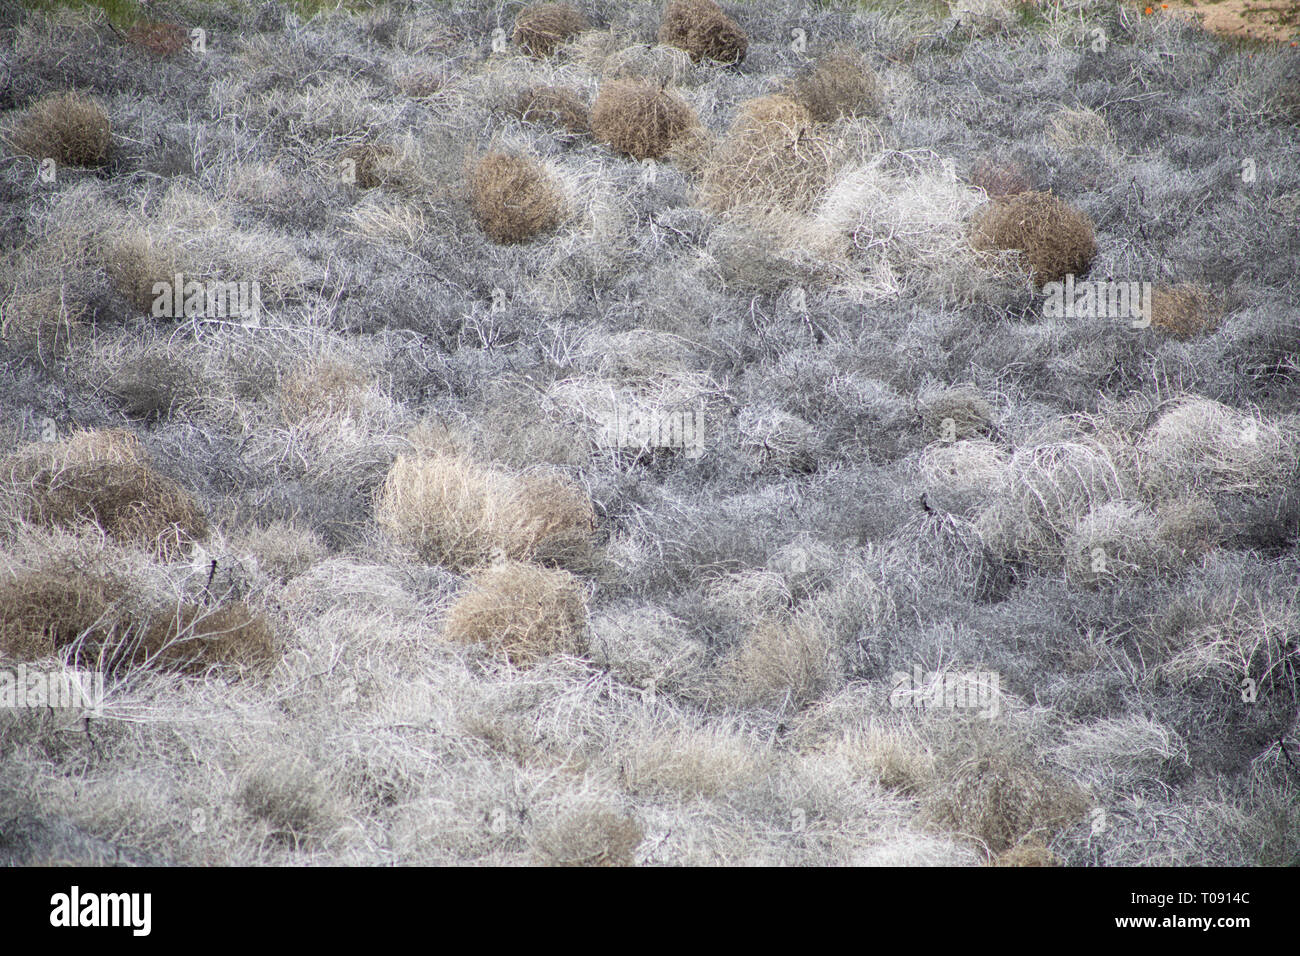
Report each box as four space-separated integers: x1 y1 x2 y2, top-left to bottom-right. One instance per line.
1129 0 1300 44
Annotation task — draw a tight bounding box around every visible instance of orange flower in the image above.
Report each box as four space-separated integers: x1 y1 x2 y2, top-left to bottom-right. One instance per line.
1143 6 1152 14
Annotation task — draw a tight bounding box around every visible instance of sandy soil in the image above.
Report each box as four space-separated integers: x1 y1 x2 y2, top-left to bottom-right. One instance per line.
1129 0 1300 44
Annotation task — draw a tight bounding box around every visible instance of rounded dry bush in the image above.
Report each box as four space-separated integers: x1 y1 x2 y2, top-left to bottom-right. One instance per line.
11 91 112 168
724 612 835 710
1150 283 1221 340
919 750 1089 856
1 429 208 560
103 231 181 314
971 190 1097 288
1152 587 1300 691
443 561 588 666
783 50 881 123
619 724 763 798
279 358 368 422
509 472 599 568
0 290 83 364
397 69 450 99
731 95 811 132
698 95 838 215
974 436 1135 567
658 0 747 65
145 601 278 676
238 756 336 847
704 210 840 291
1138 397 1298 498
1062 501 1158 589
589 79 698 161
514 85 590 135
530 804 643 866
918 386 994 440
235 520 328 583
850 729 936 796
1046 106 1113 151
598 41 694 85
0 563 275 676
991 841 1061 867
125 20 188 57
512 2 589 58
100 345 204 421
919 440 1011 516
337 142 399 189
375 452 596 572
0 563 128 662
467 152 564 244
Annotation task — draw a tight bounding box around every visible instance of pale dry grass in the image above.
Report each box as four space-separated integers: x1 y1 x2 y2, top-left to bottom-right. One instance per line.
1138 397 1299 499
375 451 596 572
620 720 767 799
0 287 83 365
586 603 705 692
0 557 277 677
918 747 1090 857
1061 500 1160 588
232 521 328 585
279 358 370 424
584 37 696 86
975 430 1137 567
919 440 1013 515
1049 715 1188 787
101 182 304 313
698 96 840 216
1155 587 1300 690
797 722 937 796
814 150 998 303
1046 106 1116 152
443 561 589 667
1 430 208 560
2 0 1288 871
529 800 643 866
723 611 838 711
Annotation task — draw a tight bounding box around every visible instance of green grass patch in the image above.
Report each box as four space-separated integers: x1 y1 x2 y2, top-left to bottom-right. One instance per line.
848 0 951 16
1013 0 1050 30
27 0 147 30
285 0 393 17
